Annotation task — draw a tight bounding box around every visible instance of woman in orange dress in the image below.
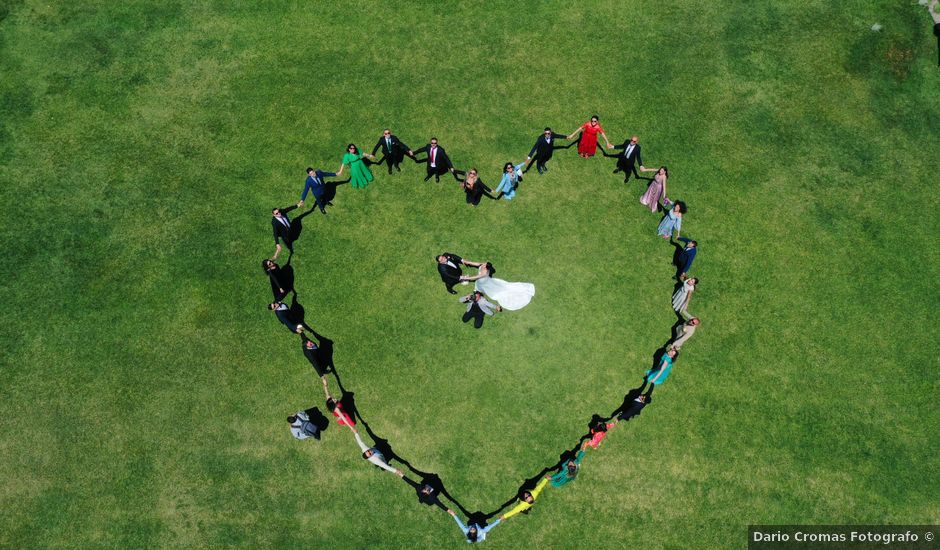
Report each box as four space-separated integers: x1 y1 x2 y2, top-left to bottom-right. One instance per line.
568 115 613 158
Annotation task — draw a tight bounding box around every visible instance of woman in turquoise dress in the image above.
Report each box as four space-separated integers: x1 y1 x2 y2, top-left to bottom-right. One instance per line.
550 449 585 487
494 161 525 200
645 348 677 388
337 143 376 189
656 200 686 239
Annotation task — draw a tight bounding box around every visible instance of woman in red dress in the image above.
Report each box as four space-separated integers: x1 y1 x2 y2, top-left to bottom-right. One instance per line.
568 115 613 158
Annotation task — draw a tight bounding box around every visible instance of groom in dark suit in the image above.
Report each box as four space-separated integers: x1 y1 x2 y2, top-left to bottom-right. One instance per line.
607 135 646 183
524 127 570 174
436 253 485 294
370 128 414 175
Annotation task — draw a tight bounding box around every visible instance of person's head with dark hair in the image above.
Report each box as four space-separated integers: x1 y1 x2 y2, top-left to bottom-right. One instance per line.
504 162 515 173
657 165 668 178
362 448 375 459
436 254 446 264
430 137 438 146
520 490 534 504
287 415 297 423
466 525 479 542
688 277 698 286
590 115 599 124
687 240 697 248
675 200 687 214
484 262 496 276
471 291 482 302
346 143 359 155
326 397 337 411
306 167 314 175
304 337 317 349
263 259 276 271
667 348 678 359
566 460 579 476
544 126 552 134
272 207 281 216
383 128 391 135
689 317 701 326
268 302 279 310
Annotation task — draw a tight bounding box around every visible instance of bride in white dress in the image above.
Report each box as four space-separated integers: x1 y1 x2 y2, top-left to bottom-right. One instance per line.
467 263 535 311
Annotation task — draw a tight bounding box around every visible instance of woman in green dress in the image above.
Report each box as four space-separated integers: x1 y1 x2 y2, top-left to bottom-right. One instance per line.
549 448 585 487
337 143 376 189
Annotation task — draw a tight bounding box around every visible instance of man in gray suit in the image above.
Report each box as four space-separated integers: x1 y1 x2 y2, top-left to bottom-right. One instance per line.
459 291 501 329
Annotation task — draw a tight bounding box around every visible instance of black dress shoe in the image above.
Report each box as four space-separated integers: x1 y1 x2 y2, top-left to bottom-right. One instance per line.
448 289 457 295
396 165 401 172
613 168 622 174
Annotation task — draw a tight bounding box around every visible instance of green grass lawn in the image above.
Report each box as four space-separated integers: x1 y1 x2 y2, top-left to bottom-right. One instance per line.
1 1 938 547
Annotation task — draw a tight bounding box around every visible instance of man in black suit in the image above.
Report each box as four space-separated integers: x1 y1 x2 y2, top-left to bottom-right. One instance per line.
270 301 303 334
402 476 448 511
436 253 483 294
413 137 458 182
371 128 414 175
524 127 570 175
301 333 332 397
605 135 646 183
615 381 653 423
271 202 302 260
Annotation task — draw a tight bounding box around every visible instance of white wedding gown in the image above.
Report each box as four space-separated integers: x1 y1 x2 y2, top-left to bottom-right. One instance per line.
474 276 535 310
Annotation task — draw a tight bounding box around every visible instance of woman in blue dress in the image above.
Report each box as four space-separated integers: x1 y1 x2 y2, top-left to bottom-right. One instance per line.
494 161 525 200
657 200 686 239
645 348 677 391
448 509 501 543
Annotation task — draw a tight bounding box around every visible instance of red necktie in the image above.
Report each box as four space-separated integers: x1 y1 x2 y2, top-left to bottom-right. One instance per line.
431 147 437 165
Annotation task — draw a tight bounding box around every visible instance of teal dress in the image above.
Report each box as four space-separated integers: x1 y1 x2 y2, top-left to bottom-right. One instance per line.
550 449 585 487
343 152 374 189
646 355 673 385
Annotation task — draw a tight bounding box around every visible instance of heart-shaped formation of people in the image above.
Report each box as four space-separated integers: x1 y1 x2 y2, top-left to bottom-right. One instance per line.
263 117 703 544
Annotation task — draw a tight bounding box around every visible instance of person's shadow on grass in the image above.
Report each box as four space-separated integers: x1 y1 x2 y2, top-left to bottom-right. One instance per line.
322 178 349 207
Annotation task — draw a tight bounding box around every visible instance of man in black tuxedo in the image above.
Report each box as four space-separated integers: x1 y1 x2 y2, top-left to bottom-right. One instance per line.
271 201 302 260
524 127 570 174
371 128 414 175
436 253 483 294
413 137 458 182
606 135 646 183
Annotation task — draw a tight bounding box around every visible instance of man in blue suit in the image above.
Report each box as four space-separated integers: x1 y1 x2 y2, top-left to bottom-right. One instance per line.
672 237 697 280
300 167 337 214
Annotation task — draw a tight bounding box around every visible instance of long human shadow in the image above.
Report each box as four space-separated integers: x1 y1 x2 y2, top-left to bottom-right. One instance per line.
289 185 349 245
266 261 294 302
322 178 350 206
669 238 686 280
287 291 316 333
325 363 475 517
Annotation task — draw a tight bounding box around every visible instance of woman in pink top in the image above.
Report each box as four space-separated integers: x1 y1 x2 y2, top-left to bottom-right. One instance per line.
325 393 356 430
584 419 616 449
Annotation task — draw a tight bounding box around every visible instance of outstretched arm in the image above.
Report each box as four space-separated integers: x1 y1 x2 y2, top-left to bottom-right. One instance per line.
566 126 583 140
599 131 613 148
449 510 470 535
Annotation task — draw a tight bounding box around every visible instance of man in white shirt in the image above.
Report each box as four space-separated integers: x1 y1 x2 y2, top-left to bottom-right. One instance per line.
354 432 404 476
288 410 321 440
